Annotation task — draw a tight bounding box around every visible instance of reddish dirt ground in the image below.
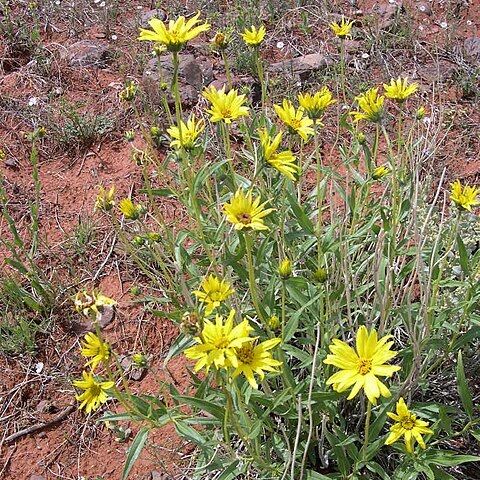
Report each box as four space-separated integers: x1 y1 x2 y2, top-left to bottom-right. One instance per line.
1 0 479 478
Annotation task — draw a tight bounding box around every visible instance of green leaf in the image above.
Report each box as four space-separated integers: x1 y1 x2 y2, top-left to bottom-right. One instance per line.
138 187 176 198
122 427 149 480
216 460 244 480
287 191 314 235
174 420 207 445
164 334 193 365
457 234 470 275
456 350 474 420
176 395 225 422
425 451 480 466
305 470 334 479
429 466 456 480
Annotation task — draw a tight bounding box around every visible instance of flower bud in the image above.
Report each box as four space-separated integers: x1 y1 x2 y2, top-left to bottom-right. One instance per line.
416 107 425 120
124 130 135 142
313 268 328 283
181 311 201 336
132 353 148 368
268 315 280 331
279 258 292 279
372 165 390 180
358 132 367 145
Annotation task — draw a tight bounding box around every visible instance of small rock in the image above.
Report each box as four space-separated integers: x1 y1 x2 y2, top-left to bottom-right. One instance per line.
134 8 166 29
464 37 480 66
418 60 456 84
67 40 111 68
371 1 404 30
142 54 213 107
4 157 19 169
36 400 49 413
30 475 46 480
150 471 163 480
416 1 432 15
71 306 116 334
268 53 332 80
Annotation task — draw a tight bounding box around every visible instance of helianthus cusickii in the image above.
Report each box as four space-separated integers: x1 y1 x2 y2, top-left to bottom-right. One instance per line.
450 179 480 212
80 332 110 371
137 12 210 52
223 189 274 231
192 275 235 315
167 115 205 150
202 85 249 124
274 99 314 141
258 128 299 181
230 338 282 389
385 397 433 453
383 77 418 103
323 325 401 404
184 310 253 372
350 87 385 123
73 371 114 414
240 25 266 46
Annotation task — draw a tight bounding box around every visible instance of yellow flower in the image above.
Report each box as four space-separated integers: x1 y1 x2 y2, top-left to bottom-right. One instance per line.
372 165 390 180
132 353 148 368
385 397 433 453
383 77 418 103
230 338 282 389
166 115 205 150
74 290 117 319
80 332 110 371
450 179 480 212
330 17 355 38
323 325 401 404
192 275 235 315
202 85 249 123
138 12 210 52
119 198 145 220
184 310 253 372
274 100 314 141
258 128 299 181
298 87 337 121
350 87 385 123
94 185 115 212
240 25 266 46
416 107 425 120
268 315 280 331
0 149 6 160
223 189 274 231
73 371 114 414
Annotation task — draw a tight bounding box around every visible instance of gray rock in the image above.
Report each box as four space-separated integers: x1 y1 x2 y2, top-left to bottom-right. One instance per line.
142 54 214 107
371 1 404 30
67 40 111 68
30 476 46 480
418 60 456 84
268 53 332 80
71 306 116 334
416 1 432 15
135 8 167 29
464 37 480 66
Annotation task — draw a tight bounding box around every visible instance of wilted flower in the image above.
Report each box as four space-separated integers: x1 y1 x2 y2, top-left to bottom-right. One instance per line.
181 311 201 336
74 290 116 319
119 198 146 220
212 31 229 49
94 185 115 212
119 81 137 102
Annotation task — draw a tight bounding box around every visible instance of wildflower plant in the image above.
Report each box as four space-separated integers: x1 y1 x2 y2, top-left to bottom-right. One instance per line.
76 11 480 480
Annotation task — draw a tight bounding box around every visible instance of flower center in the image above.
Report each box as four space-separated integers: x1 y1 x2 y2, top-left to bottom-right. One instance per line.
357 358 372 375
236 344 254 364
221 107 232 118
289 118 302 130
400 415 416 430
90 384 101 398
237 212 252 225
209 290 222 301
215 336 230 349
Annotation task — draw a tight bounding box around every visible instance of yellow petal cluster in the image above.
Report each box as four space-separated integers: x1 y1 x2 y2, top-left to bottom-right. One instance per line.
138 12 210 52
167 115 205 150
241 25 266 46
259 128 299 181
80 332 110 371
298 87 337 121
350 87 385 123
192 275 235 315
383 77 418 103
330 17 355 38
450 179 480 212
223 189 274 231
94 185 115 212
274 100 314 141
73 371 114 414
203 85 249 124
385 397 433 453
323 325 400 404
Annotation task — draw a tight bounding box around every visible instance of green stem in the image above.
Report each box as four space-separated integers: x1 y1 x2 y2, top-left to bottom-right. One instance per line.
221 50 232 90
245 233 266 326
363 401 372 463
340 39 346 104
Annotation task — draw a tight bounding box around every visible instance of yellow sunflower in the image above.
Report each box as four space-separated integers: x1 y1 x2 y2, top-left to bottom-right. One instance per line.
323 325 401 404
73 371 114 414
223 189 274 231
450 179 480 212
192 275 235 315
274 99 314 141
80 332 110 371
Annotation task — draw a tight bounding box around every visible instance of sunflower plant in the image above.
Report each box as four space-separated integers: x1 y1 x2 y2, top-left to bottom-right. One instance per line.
73 11 480 480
